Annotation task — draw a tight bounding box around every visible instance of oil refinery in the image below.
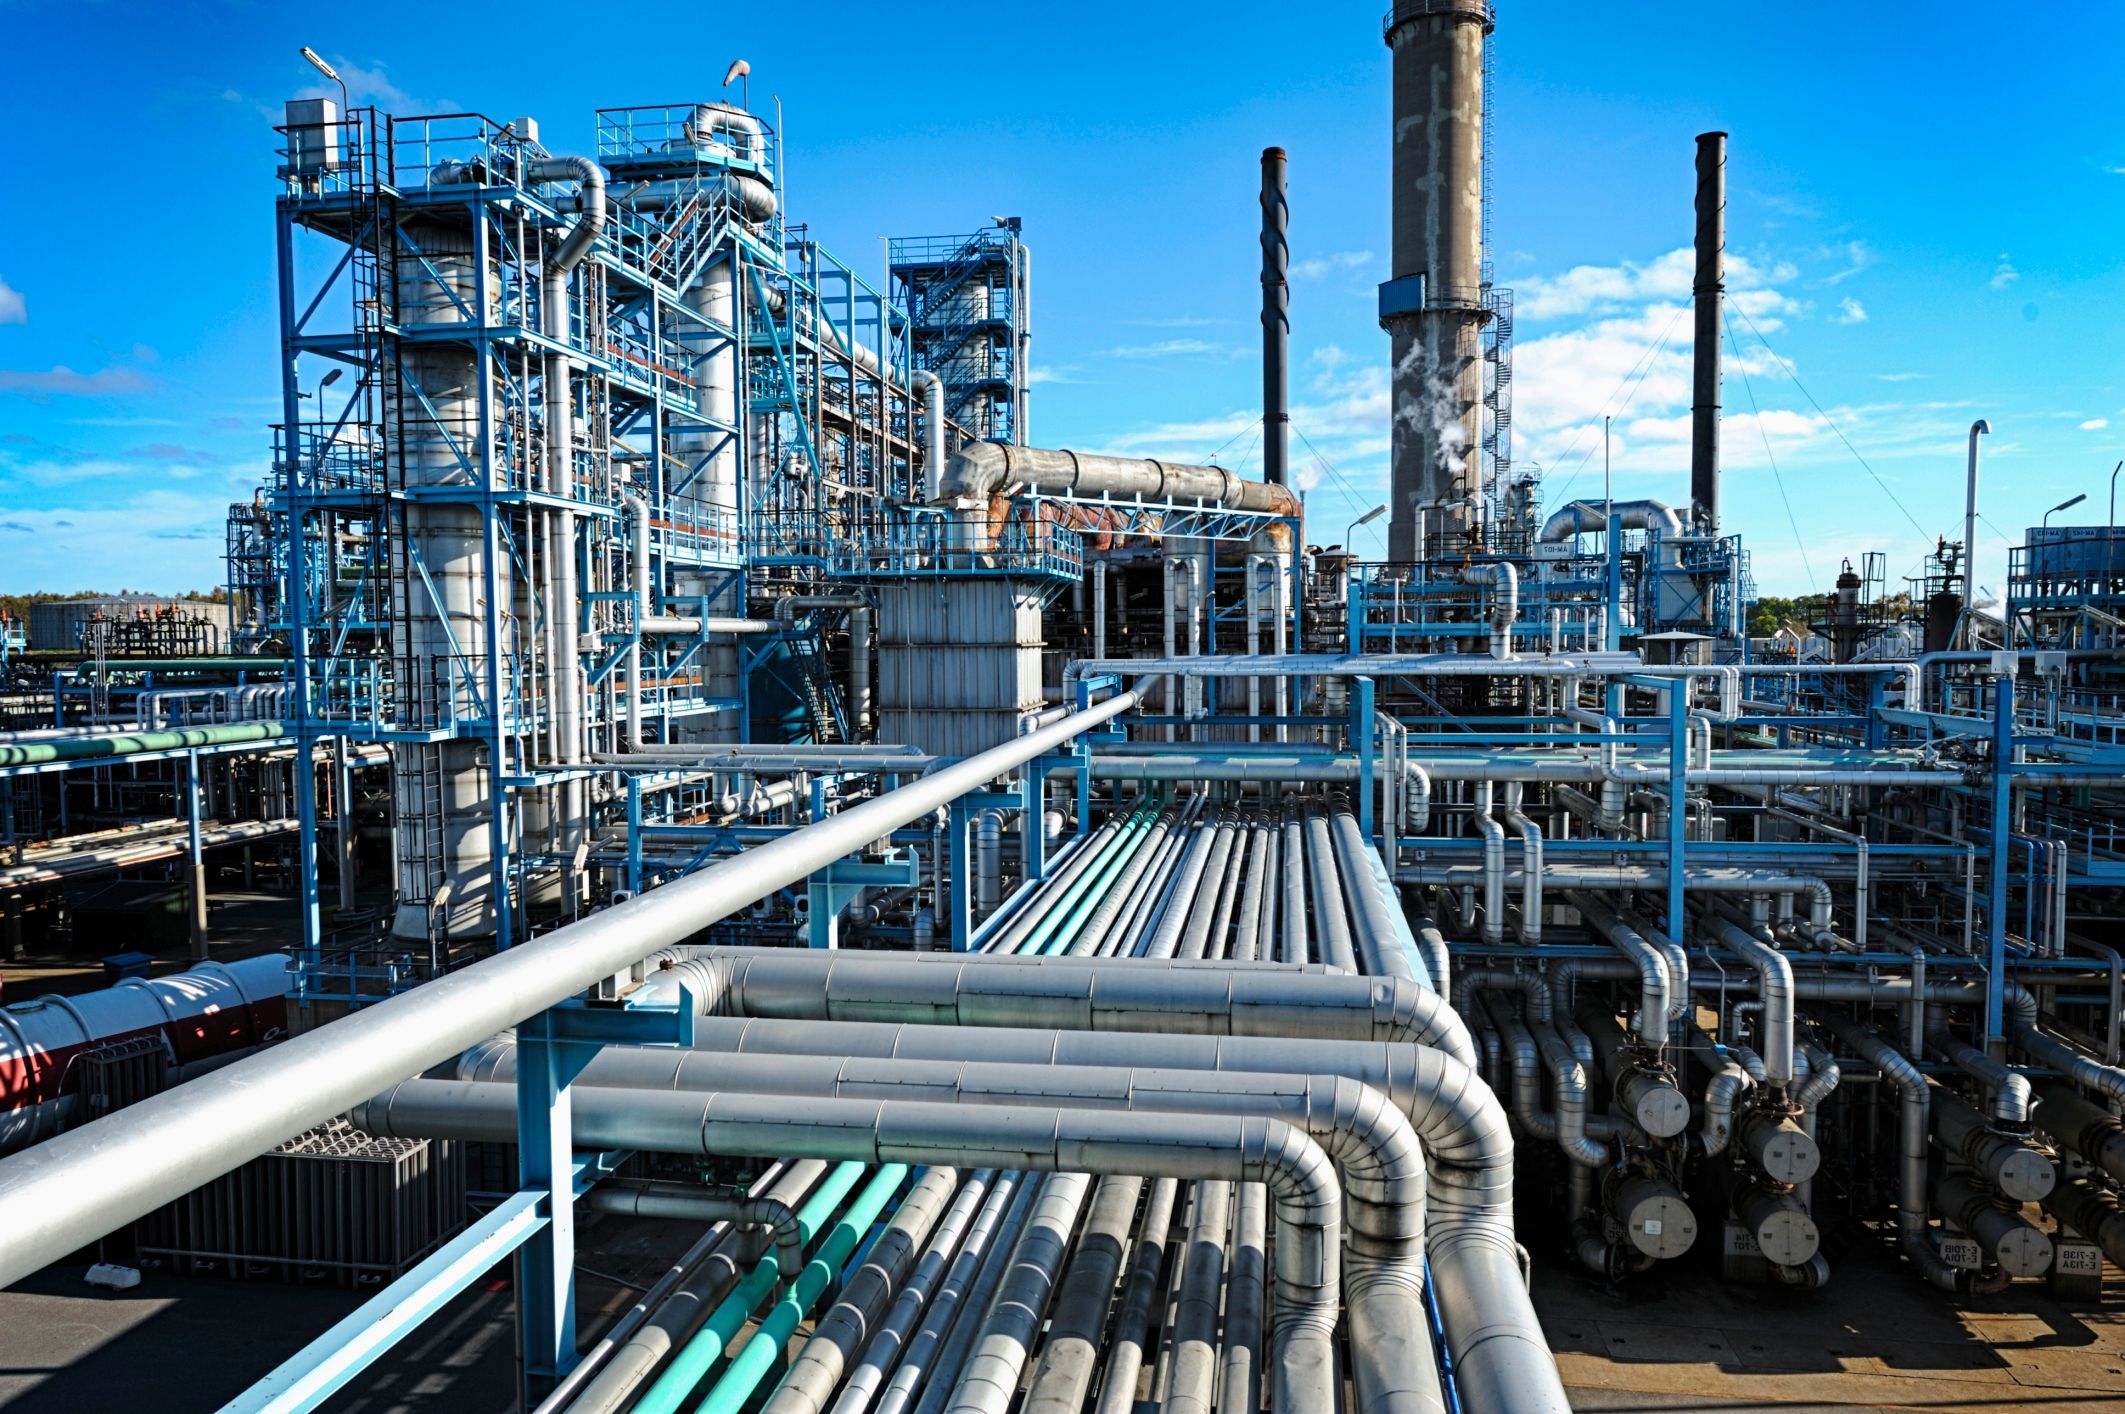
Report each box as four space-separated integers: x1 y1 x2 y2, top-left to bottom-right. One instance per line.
0 4 2121 1412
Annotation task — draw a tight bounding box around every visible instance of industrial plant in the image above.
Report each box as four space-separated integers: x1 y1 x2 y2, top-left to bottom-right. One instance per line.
0 3 2120 1412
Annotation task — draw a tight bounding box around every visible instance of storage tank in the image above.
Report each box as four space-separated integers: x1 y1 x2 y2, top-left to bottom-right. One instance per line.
0 954 288 1154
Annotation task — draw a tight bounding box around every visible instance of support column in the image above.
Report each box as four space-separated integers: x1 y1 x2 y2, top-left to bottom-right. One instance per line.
185 750 209 961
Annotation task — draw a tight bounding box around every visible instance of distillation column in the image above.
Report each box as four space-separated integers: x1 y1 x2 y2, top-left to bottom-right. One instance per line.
386 221 503 941
1382 0 1492 561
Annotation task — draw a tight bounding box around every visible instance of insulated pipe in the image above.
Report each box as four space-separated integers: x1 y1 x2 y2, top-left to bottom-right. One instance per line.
2043 1180 2125 1271
1731 1183 1821 1269
464 1041 1439 1414
1931 1088 2055 1203
1167 1178 1233 1414
649 944 1481 1071
1459 562 1518 658
1501 786 1542 943
1575 894 1666 1042
1823 1019 1967 1292
2016 1024 2125 1108
883 1173 1036 1414
582 1182 804 1279
912 370 946 500
1794 1040 1841 1112
0 688 1143 1285
1699 1051 1755 1157
1328 810 1425 988
1935 1172 2053 1278
1090 1176 1180 1414
1707 919 1794 1084
1576 1003 1690 1139
1474 783 1507 945
1929 1024 2033 1125
1020 1175 1142 1414
831 1170 1003 1414
623 494 654 748
2034 1082 2125 1184
1538 499 1685 543
1305 811 1360 972
934 442 1301 518
763 1167 963 1414
946 1172 1091 1414
658 1013 1564 1411
1280 811 1310 964
360 1081 1345 1414
974 811 1003 918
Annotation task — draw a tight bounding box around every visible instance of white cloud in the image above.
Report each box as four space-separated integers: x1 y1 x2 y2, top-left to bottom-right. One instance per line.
0 364 155 399
0 277 23 325
1516 247 1797 323
293 58 450 114
1833 297 1868 325
1990 255 2019 290
0 492 232 594
1874 372 1925 382
1103 339 1234 360
1291 250 1374 281
2081 418 2110 431
1026 366 1086 387
1821 241 1874 285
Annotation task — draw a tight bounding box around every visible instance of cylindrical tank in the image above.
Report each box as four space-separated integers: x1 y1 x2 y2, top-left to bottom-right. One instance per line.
0 955 287 1154
1734 1184 1820 1267
1617 1176 1697 1261
1739 1111 1822 1186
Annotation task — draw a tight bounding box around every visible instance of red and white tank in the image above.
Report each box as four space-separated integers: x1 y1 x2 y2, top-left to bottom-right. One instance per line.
0 953 288 1154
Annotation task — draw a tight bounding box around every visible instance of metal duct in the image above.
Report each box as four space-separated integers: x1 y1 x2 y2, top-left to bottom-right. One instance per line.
1690 131 1725 532
1538 498 1685 544
933 442 1300 518
1822 1020 1966 1292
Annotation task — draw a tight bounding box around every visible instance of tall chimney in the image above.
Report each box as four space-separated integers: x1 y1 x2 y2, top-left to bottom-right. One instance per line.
1261 146 1290 488
1690 131 1727 534
1382 0 1493 562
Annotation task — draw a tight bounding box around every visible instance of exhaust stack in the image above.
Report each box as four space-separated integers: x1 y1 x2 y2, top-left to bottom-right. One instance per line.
1691 131 1727 534
1382 0 1493 561
1261 146 1290 488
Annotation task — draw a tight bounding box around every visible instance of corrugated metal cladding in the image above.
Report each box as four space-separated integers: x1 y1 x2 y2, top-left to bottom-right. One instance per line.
26 597 236 651
135 1121 466 1285
876 580 1046 758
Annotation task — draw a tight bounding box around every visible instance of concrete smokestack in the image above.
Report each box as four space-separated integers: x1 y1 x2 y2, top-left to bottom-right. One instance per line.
1691 131 1727 534
1382 0 1492 562
1261 146 1290 488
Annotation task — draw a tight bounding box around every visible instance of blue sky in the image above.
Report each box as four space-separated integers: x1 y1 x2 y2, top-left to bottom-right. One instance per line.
2 0 2121 599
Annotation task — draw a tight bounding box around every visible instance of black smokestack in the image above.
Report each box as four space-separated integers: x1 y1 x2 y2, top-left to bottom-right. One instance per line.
1691 131 1727 534
1261 146 1290 487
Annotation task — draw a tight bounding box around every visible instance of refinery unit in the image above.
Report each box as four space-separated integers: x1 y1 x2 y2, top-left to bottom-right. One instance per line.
0 4 2122 1413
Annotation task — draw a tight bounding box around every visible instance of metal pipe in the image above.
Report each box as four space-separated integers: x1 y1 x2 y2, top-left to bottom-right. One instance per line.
1690 131 1726 532
1261 146 1290 489
913 370 946 500
1020 1175 1141 1413
1928 1024 2033 1125
2016 1024 2125 1108
1822 1020 1967 1292
0 688 1142 1285
1963 420 1989 646
582 1182 804 1279
663 1012 1563 1410
2034 1082 2125 1184
935 443 1300 518
944 1172 1090 1414
1706 918 1794 1084
1931 1087 2055 1203
361 1080 1345 1414
1935 1172 2053 1277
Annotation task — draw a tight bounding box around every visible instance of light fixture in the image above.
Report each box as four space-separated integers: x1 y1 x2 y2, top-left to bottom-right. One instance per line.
299 47 350 117
2044 492 2088 529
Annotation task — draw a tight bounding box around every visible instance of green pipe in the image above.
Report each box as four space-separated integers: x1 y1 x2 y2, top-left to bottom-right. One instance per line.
0 721 286 767
1012 806 1152 956
693 1163 911 1414
1037 807 1158 956
633 1160 870 1414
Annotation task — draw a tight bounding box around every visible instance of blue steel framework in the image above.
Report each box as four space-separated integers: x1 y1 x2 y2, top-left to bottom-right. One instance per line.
889 226 1030 447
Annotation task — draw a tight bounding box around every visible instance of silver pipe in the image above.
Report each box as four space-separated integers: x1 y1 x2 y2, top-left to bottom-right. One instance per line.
581 1182 804 1279
1708 918 1794 1084
1166 1179 1232 1414
1822 1020 1966 1292
359 1080 1345 1414
935 442 1299 518
560 1161 824 1414
1931 1087 2055 1203
2034 1083 2125 1184
1502 785 1542 943
1928 1024 2033 1125
913 370 946 500
765 1167 962 1414
830 1170 1006 1414
649 1018 1555 1408
1576 894 1667 1043
1935 1172 2053 1277
1020 1175 1142 1414
0 688 1143 1285
894 1172 1039 1414
1222 1180 1269 1414
1474 783 1507 945
2016 1024 2125 1108
1305 811 1359 971
1089 1177 1180 1414
942 1172 1091 1414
